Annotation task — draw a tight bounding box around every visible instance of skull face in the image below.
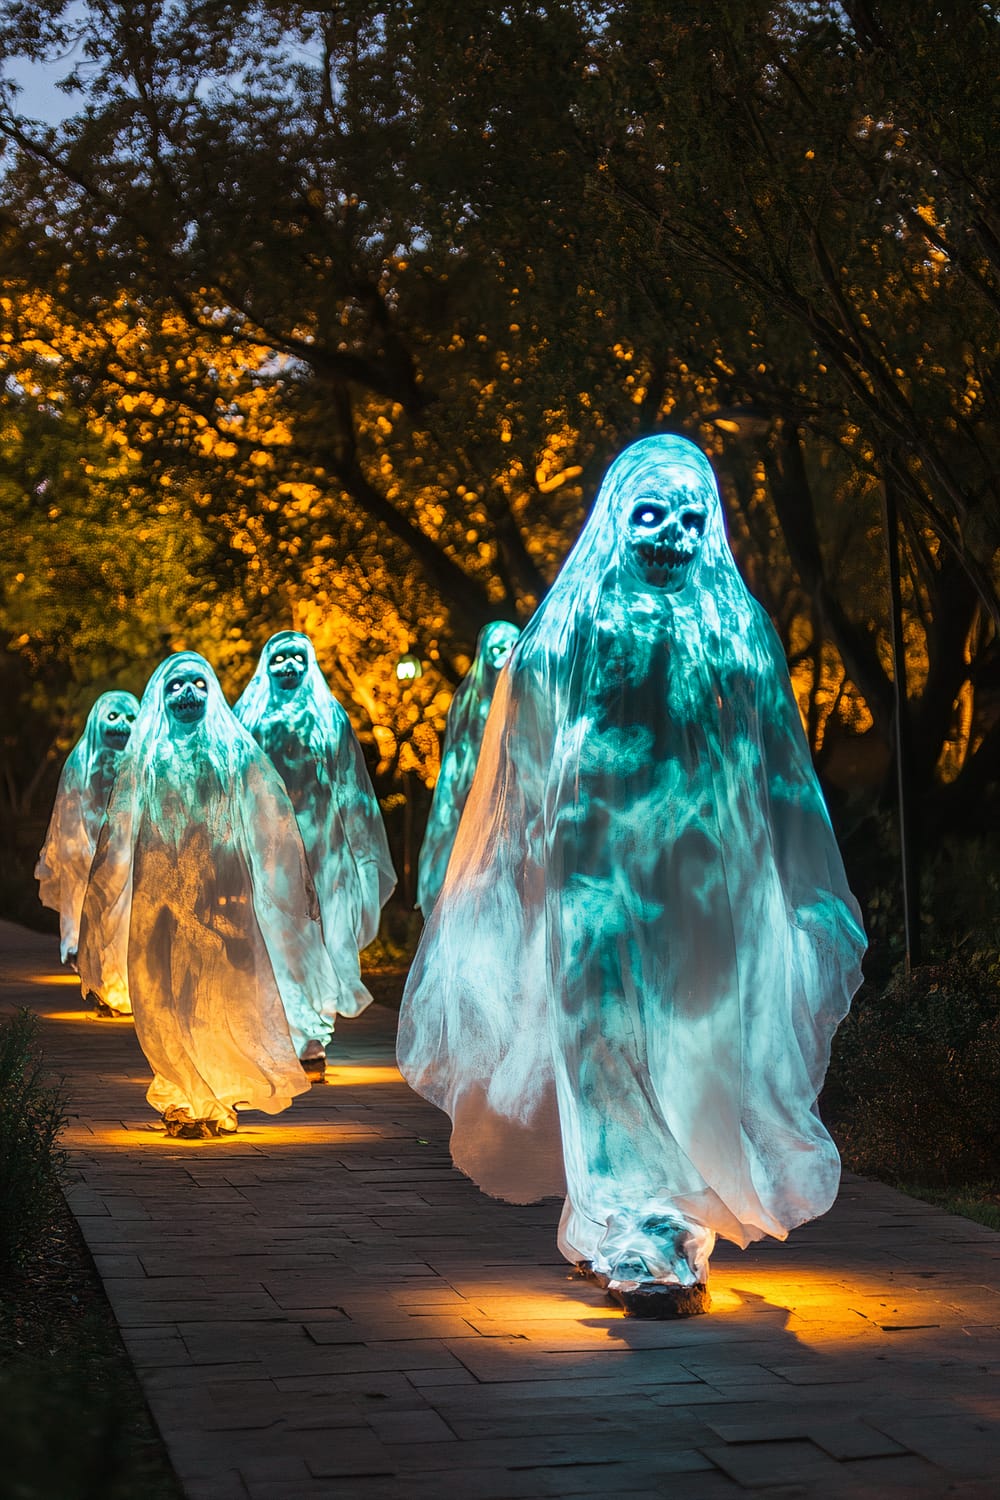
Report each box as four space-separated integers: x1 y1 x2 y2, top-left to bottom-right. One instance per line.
100 704 136 751
625 487 709 591
267 641 309 697
164 663 209 727
483 623 520 674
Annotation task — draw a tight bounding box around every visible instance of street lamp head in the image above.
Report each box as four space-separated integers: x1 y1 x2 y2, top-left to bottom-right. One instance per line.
396 653 423 683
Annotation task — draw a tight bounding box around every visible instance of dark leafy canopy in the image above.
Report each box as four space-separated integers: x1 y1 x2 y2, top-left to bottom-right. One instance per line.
0 1 997 830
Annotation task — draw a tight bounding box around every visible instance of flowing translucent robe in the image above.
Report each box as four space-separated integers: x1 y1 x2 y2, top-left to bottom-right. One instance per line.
78 653 336 1127
398 435 866 1282
234 632 396 1021
416 621 522 916
35 692 140 1000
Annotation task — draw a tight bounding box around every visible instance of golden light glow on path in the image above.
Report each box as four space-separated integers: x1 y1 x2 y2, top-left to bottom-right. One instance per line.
42 1009 134 1023
321 1064 402 1086
67 1119 400 1150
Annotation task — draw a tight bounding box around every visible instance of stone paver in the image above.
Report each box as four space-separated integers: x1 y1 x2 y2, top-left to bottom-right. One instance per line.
3 916 1000 1499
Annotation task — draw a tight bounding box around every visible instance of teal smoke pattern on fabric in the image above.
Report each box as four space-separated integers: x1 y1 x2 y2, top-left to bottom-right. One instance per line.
235 631 395 1020
398 434 866 1287
78 652 333 1125
416 620 521 916
35 690 140 966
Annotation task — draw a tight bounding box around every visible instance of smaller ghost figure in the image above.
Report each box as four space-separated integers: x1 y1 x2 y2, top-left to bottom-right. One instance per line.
234 631 396 1070
35 690 140 1014
416 621 521 915
78 652 336 1137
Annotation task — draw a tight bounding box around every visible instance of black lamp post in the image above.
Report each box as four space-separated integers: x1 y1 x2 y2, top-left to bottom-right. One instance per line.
395 653 424 908
881 480 921 973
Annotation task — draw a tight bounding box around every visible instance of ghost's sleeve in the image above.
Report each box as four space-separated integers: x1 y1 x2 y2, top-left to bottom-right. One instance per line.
35 774 91 958
416 694 472 915
241 754 342 1036
755 613 866 1033
77 781 136 1012
398 654 565 1203
330 723 396 946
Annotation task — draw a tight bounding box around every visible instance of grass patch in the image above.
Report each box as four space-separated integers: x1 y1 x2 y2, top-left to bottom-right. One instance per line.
895 1183 1000 1234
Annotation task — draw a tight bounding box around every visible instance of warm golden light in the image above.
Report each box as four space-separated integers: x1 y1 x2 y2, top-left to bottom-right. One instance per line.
321 1064 402 1087
30 972 84 986
64 1118 402 1150
42 1008 134 1024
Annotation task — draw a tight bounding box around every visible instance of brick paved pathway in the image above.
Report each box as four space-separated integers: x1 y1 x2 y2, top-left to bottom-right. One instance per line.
3 918 999 1499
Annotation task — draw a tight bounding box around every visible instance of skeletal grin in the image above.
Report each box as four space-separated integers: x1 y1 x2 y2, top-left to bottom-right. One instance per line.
635 538 699 573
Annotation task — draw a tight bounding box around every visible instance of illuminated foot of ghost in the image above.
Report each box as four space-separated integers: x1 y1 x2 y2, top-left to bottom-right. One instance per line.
580 1210 713 1319
65 951 80 975
85 989 117 1018
300 1040 327 1078
162 1106 238 1140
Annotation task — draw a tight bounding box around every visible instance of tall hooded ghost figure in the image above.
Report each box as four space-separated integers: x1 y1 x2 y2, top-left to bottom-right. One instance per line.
398 434 866 1310
234 631 396 1060
78 652 337 1136
36 690 140 1011
416 620 521 916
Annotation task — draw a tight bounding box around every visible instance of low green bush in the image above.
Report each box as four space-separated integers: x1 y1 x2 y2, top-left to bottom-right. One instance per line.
825 949 1000 1187
0 1009 67 1270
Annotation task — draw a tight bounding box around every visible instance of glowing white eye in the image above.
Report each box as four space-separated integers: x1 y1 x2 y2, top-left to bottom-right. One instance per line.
293 652 306 663
167 681 182 694
108 712 119 721
632 502 666 528
682 511 707 536
195 679 207 691
273 654 285 664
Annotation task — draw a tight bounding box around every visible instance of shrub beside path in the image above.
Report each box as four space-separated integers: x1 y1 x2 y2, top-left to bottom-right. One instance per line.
2 917 999 1500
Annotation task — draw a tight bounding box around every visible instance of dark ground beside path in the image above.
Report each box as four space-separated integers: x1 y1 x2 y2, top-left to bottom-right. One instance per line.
2 918 1000 1500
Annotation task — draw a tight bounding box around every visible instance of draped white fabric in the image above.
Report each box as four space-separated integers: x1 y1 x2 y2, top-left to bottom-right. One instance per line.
234 631 396 1022
77 653 333 1127
398 435 866 1286
416 621 521 916
35 690 140 988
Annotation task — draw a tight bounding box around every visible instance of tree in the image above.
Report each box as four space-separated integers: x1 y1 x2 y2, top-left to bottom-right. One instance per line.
1 0 996 839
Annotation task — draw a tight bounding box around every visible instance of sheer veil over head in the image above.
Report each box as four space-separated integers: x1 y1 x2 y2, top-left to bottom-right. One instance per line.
416 619 521 915
235 630 395 1008
79 652 339 1059
36 689 140 965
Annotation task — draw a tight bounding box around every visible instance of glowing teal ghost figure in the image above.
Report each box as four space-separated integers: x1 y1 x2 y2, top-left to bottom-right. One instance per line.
416 620 522 916
78 652 337 1134
35 691 140 1006
234 631 396 1048
397 434 866 1297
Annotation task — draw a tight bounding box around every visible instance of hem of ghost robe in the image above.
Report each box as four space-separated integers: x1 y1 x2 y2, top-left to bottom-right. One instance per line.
127 900 310 1130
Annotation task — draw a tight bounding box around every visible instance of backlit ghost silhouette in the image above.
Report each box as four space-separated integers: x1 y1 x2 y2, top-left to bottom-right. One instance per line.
235 631 395 1063
36 690 139 1010
78 652 337 1136
417 620 521 916
398 434 866 1307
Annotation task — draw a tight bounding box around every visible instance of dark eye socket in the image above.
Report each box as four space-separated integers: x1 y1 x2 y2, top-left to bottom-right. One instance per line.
632 502 667 528
194 678 207 691
166 680 182 694
107 711 119 721
292 651 306 663
272 653 286 664
681 511 707 535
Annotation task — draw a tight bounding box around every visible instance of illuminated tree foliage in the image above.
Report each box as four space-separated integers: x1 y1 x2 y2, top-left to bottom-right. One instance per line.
0 0 997 839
